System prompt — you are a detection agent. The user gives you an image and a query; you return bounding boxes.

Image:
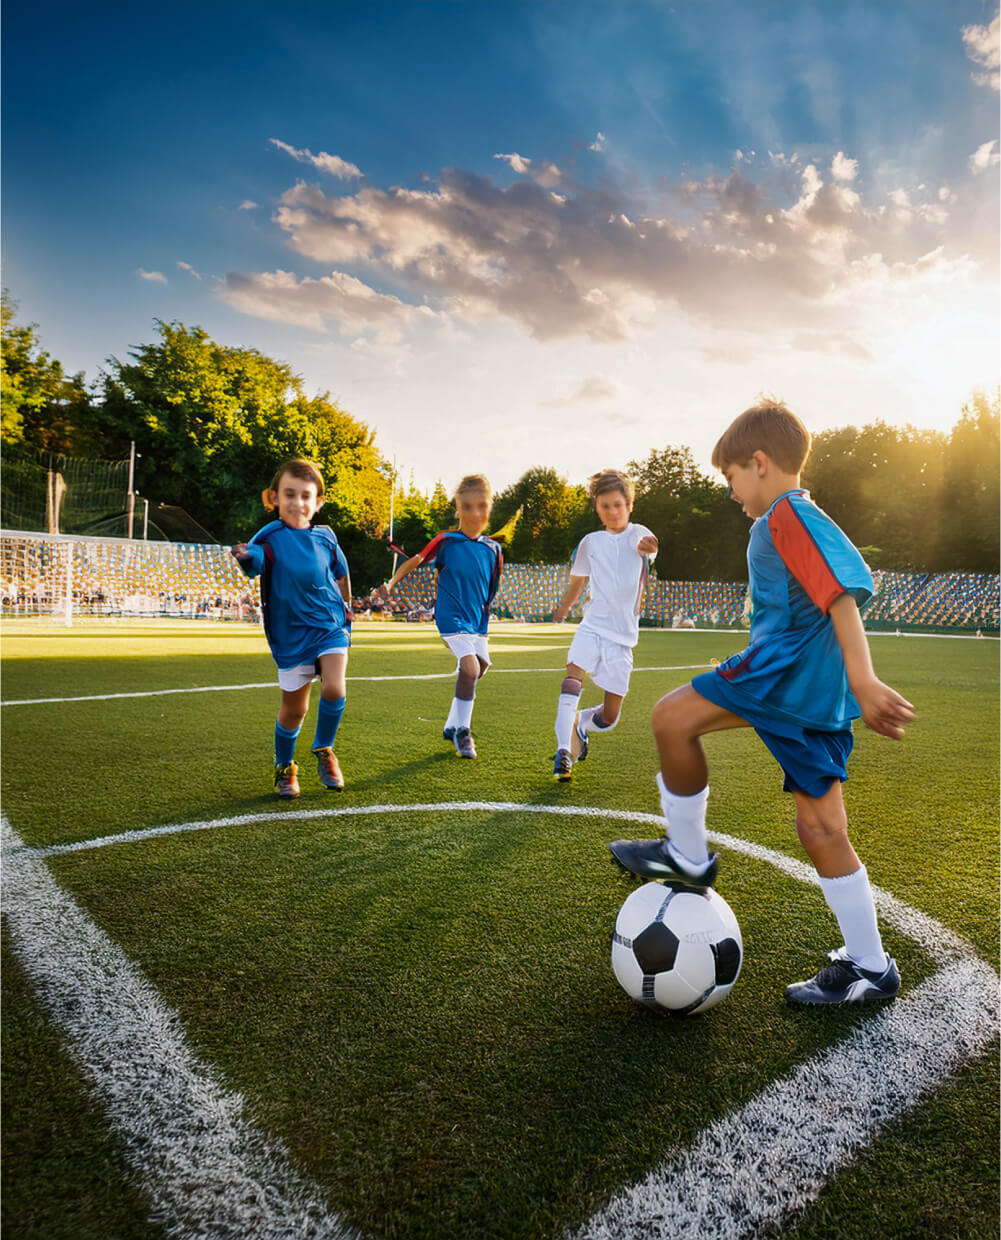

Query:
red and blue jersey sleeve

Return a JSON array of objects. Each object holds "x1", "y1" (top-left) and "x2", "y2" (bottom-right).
[
  {"x1": 417, "y1": 532, "x2": 448, "y2": 566},
  {"x1": 767, "y1": 493, "x2": 873, "y2": 614}
]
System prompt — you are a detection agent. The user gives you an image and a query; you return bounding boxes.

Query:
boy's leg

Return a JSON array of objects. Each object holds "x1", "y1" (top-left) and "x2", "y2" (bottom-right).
[
  {"x1": 312, "y1": 652, "x2": 348, "y2": 789},
  {"x1": 609, "y1": 685, "x2": 747, "y2": 883},
  {"x1": 453, "y1": 653, "x2": 479, "y2": 730},
  {"x1": 274, "y1": 683, "x2": 310, "y2": 798},
  {"x1": 554, "y1": 662, "x2": 585, "y2": 751}
]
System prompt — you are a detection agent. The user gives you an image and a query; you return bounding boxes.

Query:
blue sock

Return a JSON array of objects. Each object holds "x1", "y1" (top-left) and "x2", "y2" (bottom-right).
[
  {"x1": 312, "y1": 695, "x2": 345, "y2": 750},
  {"x1": 274, "y1": 720, "x2": 301, "y2": 766}
]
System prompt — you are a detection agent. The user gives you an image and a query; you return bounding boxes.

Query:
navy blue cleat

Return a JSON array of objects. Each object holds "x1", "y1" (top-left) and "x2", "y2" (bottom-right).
[
  {"x1": 785, "y1": 948, "x2": 901, "y2": 1005},
  {"x1": 553, "y1": 748, "x2": 573, "y2": 781},
  {"x1": 608, "y1": 837, "x2": 718, "y2": 887},
  {"x1": 454, "y1": 728, "x2": 477, "y2": 759},
  {"x1": 443, "y1": 726, "x2": 456, "y2": 744}
]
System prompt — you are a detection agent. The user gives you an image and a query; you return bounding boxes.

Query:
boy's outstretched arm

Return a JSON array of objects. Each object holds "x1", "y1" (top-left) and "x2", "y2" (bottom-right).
[
  {"x1": 830, "y1": 593, "x2": 915, "y2": 739},
  {"x1": 231, "y1": 542, "x2": 264, "y2": 576},
  {"x1": 553, "y1": 575, "x2": 587, "y2": 623},
  {"x1": 384, "y1": 553, "x2": 423, "y2": 593}
]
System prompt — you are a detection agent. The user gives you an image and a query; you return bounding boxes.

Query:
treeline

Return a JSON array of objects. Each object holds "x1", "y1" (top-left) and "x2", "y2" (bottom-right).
[{"x1": 2, "y1": 291, "x2": 998, "y2": 585}]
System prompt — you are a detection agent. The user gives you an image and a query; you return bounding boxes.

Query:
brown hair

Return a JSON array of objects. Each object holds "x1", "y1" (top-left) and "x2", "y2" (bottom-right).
[
  {"x1": 263, "y1": 458, "x2": 325, "y2": 513},
  {"x1": 453, "y1": 474, "x2": 492, "y2": 503},
  {"x1": 711, "y1": 399, "x2": 811, "y2": 474},
  {"x1": 588, "y1": 469, "x2": 635, "y2": 506}
]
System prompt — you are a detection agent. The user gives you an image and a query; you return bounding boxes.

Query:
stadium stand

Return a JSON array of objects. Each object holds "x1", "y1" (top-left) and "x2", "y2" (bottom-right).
[{"x1": 1, "y1": 532, "x2": 997, "y2": 632}]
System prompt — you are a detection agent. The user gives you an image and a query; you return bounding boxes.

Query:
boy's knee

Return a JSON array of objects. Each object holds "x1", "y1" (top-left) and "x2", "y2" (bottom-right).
[
  {"x1": 561, "y1": 676, "x2": 583, "y2": 696},
  {"x1": 651, "y1": 693, "x2": 685, "y2": 740},
  {"x1": 795, "y1": 808, "x2": 847, "y2": 849}
]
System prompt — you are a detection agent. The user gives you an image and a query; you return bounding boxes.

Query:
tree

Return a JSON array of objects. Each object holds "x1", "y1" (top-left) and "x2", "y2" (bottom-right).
[
  {"x1": 628, "y1": 446, "x2": 747, "y2": 580},
  {"x1": 935, "y1": 388, "x2": 1000, "y2": 572},
  {"x1": 1, "y1": 290, "x2": 92, "y2": 453},
  {"x1": 490, "y1": 468, "x2": 593, "y2": 562},
  {"x1": 94, "y1": 321, "x2": 391, "y2": 547}
]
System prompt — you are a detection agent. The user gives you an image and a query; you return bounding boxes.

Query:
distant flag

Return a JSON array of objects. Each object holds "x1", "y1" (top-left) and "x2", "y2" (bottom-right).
[{"x1": 489, "y1": 506, "x2": 523, "y2": 544}]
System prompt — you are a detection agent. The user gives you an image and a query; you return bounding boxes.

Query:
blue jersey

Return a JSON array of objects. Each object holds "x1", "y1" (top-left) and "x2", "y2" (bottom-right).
[
  {"x1": 698, "y1": 490, "x2": 873, "y2": 733},
  {"x1": 237, "y1": 521, "x2": 350, "y2": 669},
  {"x1": 417, "y1": 530, "x2": 503, "y2": 636}
]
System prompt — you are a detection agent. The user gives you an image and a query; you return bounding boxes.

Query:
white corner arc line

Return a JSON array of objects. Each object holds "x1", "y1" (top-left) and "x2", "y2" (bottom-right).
[
  {"x1": 2, "y1": 816, "x2": 355, "y2": 1240},
  {"x1": 4, "y1": 803, "x2": 997, "y2": 1240},
  {"x1": 0, "y1": 666, "x2": 708, "y2": 707}
]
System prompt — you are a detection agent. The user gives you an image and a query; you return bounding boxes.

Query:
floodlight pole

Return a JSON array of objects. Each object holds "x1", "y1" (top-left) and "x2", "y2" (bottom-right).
[
  {"x1": 126, "y1": 441, "x2": 136, "y2": 540},
  {"x1": 142, "y1": 496, "x2": 149, "y2": 540},
  {"x1": 388, "y1": 456, "x2": 398, "y2": 577}
]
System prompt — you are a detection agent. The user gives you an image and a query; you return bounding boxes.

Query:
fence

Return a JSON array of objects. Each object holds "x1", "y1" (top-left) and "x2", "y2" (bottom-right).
[{"x1": 1, "y1": 531, "x2": 997, "y2": 632}]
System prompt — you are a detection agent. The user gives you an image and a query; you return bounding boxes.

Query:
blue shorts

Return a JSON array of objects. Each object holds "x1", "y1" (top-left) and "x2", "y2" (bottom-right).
[{"x1": 692, "y1": 670, "x2": 853, "y2": 799}]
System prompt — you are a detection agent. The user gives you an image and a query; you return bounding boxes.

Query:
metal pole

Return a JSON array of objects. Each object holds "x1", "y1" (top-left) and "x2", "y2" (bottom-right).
[
  {"x1": 388, "y1": 456, "x2": 398, "y2": 578},
  {"x1": 64, "y1": 541, "x2": 73, "y2": 628},
  {"x1": 126, "y1": 441, "x2": 136, "y2": 539},
  {"x1": 142, "y1": 497, "x2": 149, "y2": 540}
]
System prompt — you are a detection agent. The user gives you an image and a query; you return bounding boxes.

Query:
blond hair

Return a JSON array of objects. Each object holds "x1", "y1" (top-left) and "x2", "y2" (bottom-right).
[
  {"x1": 588, "y1": 469, "x2": 634, "y2": 507},
  {"x1": 711, "y1": 400, "x2": 811, "y2": 475},
  {"x1": 453, "y1": 474, "x2": 492, "y2": 503}
]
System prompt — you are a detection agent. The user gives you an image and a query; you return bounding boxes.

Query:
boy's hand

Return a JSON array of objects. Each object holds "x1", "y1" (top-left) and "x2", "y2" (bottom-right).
[
  {"x1": 553, "y1": 607, "x2": 568, "y2": 624},
  {"x1": 854, "y1": 676, "x2": 915, "y2": 739},
  {"x1": 637, "y1": 535, "x2": 658, "y2": 555},
  {"x1": 231, "y1": 543, "x2": 250, "y2": 561}
]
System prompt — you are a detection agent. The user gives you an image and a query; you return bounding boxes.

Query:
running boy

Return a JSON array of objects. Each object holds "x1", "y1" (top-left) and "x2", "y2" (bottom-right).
[
  {"x1": 232, "y1": 458, "x2": 352, "y2": 798},
  {"x1": 609, "y1": 401, "x2": 915, "y2": 1004},
  {"x1": 551, "y1": 470, "x2": 658, "y2": 780},
  {"x1": 384, "y1": 474, "x2": 502, "y2": 758}
]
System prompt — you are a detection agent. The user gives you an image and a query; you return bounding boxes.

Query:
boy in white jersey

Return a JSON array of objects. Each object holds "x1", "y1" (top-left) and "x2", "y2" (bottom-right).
[{"x1": 551, "y1": 470, "x2": 658, "y2": 780}]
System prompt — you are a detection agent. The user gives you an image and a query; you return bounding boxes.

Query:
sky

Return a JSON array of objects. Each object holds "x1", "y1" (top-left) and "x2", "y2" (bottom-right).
[{"x1": 3, "y1": 0, "x2": 999, "y2": 494}]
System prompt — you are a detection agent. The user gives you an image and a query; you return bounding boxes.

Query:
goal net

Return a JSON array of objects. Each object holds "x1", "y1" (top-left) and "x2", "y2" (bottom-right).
[{"x1": 0, "y1": 531, "x2": 260, "y2": 624}]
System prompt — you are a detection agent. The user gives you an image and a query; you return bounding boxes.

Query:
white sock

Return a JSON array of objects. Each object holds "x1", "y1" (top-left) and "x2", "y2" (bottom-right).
[
  {"x1": 657, "y1": 772, "x2": 710, "y2": 867},
  {"x1": 454, "y1": 696, "x2": 474, "y2": 730},
  {"x1": 582, "y1": 706, "x2": 618, "y2": 734},
  {"x1": 444, "y1": 698, "x2": 461, "y2": 731},
  {"x1": 554, "y1": 692, "x2": 579, "y2": 751},
  {"x1": 818, "y1": 867, "x2": 887, "y2": 973}
]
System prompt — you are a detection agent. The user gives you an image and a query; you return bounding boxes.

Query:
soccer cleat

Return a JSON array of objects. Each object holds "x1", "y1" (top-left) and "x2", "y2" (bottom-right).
[
  {"x1": 453, "y1": 727, "x2": 477, "y2": 758},
  {"x1": 572, "y1": 714, "x2": 590, "y2": 762},
  {"x1": 273, "y1": 761, "x2": 300, "y2": 799},
  {"x1": 608, "y1": 837, "x2": 718, "y2": 887},
  {"x1": 553, "y1": 748, "x2": 573, "y2": 781},
  {"x1": 784, "y1": 948, "x2": 901, "y2": 1005},
  {"x1": 313, "y1": 746, "x2": 344, "y2": 791},
  {"x1": 443, "y1": 726, "x2": 456, "y2": 743}
]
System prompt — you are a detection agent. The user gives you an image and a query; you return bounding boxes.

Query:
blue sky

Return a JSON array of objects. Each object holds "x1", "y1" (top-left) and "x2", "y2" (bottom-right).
[{"x1": 4, "y1": 1, "x2": 999, "y2": 491}]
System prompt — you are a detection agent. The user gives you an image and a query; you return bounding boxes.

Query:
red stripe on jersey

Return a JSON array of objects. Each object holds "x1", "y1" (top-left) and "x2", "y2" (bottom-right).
[
  {"x1": 768, "y1": 497, "x2": 843, "y2": 614},
  {"x1": 417, "y1": 531, "x2": 448, "y2": 564}
]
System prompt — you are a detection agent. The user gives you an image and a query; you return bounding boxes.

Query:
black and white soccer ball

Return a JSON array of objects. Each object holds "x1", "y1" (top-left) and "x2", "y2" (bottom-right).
[{"x1": 611, "y1": 881, "x2": 742, "y2": 1016}]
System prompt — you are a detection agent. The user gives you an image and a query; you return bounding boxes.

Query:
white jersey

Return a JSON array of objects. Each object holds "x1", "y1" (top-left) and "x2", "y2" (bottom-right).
[{"x1": 570, "y1": 522, "x2": 656, "y2": 648}]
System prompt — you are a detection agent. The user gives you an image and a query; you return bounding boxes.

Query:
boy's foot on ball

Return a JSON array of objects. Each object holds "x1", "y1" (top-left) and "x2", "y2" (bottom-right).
[
  {"x1": 553, "y1": 748, "x2": 573, "y2": 781},
  {"x1": 273, "y1": 762, "x2": 300, "y2": 799},
  {"x1": 608, "y1": 837, "x2": 718, "y2": 887},
  {"x1": 785, "y1": 948, "x2": 901, "y2": 1005},
  {"x1": 454, "y1": 727, "x2": 477, "y2": 758},
  {"x1": 313, "y1": 746, "x2": 344, "y2": 791}
]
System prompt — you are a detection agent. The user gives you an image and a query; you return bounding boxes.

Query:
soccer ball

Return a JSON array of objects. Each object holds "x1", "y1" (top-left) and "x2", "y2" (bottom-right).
[{"x1": 611, "y1": 881, "x2": 742, "y2": 1016}]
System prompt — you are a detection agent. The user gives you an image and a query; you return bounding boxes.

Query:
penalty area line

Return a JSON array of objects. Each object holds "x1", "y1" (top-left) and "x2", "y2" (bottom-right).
[{"x1": 0, "y1": 665, "x2": 709, "y2": 707}]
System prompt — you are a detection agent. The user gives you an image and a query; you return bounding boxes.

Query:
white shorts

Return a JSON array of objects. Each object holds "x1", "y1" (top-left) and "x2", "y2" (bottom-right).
[
  {"x1": 277, "y1": 646, "x2": 348, "y2": 692},
  {"x1": 566, "y1": 627, "x2": 633, "y2": 697},
  {"x1": 441, "y1": 632, "x2": 491, "y2": 668}
]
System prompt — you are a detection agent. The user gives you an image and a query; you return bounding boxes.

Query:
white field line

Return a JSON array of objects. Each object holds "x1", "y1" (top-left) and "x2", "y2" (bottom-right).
[
  {"x1": 0, "y1": 665, "x2": 709, "y2": 707},
  {"x1": 5, "y1": 802, "x2": 997, "y2": 1240},
  {"x1": 1, "y1": 817, "x2": 355, "y2": 1240}
]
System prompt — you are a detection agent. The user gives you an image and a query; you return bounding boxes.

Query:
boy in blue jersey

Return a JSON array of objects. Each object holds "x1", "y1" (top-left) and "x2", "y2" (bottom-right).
[
  {"x1": 610, "y1": 402, "x2": 915, "y2": 1004},
  {"x1": 232, "y1": 459, "x2": 352, "y2": 797},
  {"x1": 384, "y1": 474, "x2": 503, "y2": 758}
]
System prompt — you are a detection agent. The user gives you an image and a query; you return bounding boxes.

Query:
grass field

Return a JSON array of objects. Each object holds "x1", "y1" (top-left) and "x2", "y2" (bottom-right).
[{"x1": 2, "y1": 619, "x2": 998, "y2": 1240}]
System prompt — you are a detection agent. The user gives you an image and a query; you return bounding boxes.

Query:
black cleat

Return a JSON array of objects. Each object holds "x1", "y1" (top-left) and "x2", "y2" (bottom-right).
[
  {"x1": 608, "y1": 837, "x2": 718, "y2": 887},
  {"x1": 785, "y1": 949, "x2": 901, "y2": 1005},
  {"x1": 553, "y1": 748, "x2": 573, "y2": 781}
]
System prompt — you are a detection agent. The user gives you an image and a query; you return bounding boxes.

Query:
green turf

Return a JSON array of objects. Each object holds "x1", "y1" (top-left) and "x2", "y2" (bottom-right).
[{"x1": 2, "y1": 621, "x2": 998, "y2": 1238}]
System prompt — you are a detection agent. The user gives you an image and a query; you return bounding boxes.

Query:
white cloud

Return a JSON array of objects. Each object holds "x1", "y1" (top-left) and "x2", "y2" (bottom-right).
[
  {"x1": 493, "y1": 152, "x2": 561, "y2": 187},
  {"x1": 269, "y1": 138, "x2": 362, "y2": 180},
  {"x1": 176, "y1": 261, "x2": 201, "y2": 280},
  {"x1": 494, "y1": 152, "x2": 532, "y2": 175},
  {"x1": 962, "y1": 13, "x2": 1000, "y2": 91},
  {"x1": 540, "y1": 375, "x2": 617, "y2": 406},
  {"x1": 238, "y1": 200, "x2": 259, "y2": 211},
  {"x1": 969, "y1": 139, "x2": 1000, "y2": 173},
  {"x1": 136, "y1": 268, "x2": 167, "y2": 284},
  {"x1": 216, "y1": 268, "x2": 436, "y2": 342},
  {"x1": 588, "y1": 132, "x2": 606, "y2": 152},
  {"x1": 831, "y1": 152, "x2": 858, "y2": 182}
]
